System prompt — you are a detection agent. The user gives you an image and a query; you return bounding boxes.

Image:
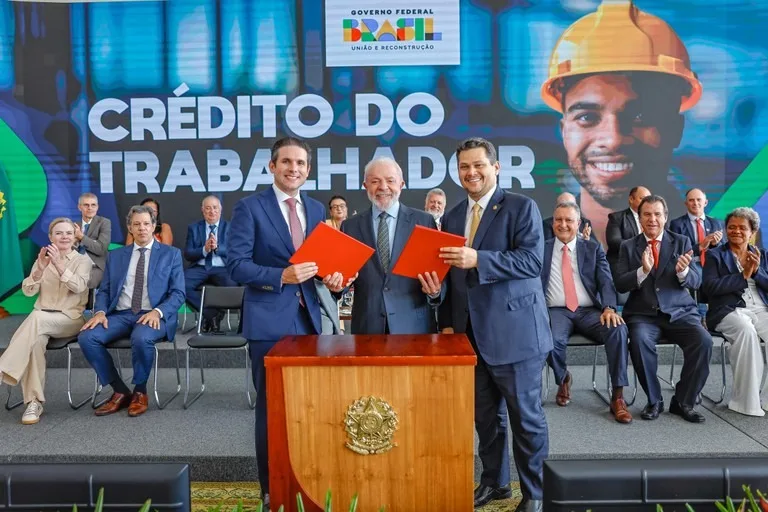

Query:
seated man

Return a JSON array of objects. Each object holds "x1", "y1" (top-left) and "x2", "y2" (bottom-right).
[
  {"x1": 74, "y1": 192, "x2": 112, "y2": 289},
  {"x1": 542, "y1": 201, "x2": 631, "y2": 423},
  {"x1": 542, "y1": 192, "x2": 592, "y2": 240},
  {"x1": 668, "y1": 188, "x2": 724, "y2": 269},
  {"x1": 615, "y1": 195, "x2": 712, "y2": 423},
  {"x1": 184, "y1": 195, "x2": 237, "y2": 332},
  {"x1": 78, "y1": 205, "x2": 185, "y2": 417},
  {"x1": 606, "y1": 186, "x2": 651, "y2": 277}
]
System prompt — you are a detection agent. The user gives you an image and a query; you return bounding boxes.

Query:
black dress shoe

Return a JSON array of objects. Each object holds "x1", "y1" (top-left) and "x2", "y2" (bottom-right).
[
  {"x1": 514, "y1": 498, "x2": 543, "y2": 512},
  {"x1": 474, "y1": 484, "x2": 512, "y2": 508},
  {"x1": 670, "y1": 397, "x2": 706, "y2": 423},
  {"x1": 200, "y1": 317, "x2": 212, "y2": 333},
  {"x1": 640, "y1": 401, "x2": 664, "y2": 420}
]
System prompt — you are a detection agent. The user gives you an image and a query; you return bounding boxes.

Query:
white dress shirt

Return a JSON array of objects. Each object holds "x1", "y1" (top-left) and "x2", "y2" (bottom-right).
[
  {"x1": 546, "y1": 237, "x2": 594, "y2": 308},
  {"x1": 117, "y1": 239, "x2": 156, "y2": 313},
  {"x1": 199, "y1": 221, "x2": 225, "y2": 267},
  {"x1": 273, "y1": 184, "x2": 306, "y2": 235},
  {"x1": 637, "y1": 231, "x2": 689, "y2": 285},
  {"x1": 631, "y1": 209, "x2": 641, "y2": 234},
  {"x1": 464, "y1": 188, "x2": 496, "y2": 244}
]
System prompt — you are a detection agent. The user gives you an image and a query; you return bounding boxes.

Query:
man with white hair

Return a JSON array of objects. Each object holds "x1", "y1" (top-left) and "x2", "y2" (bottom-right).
[
  {"x1": 341, "y1": 157, "x2": 442, "y2": 334},
  {"x1": 542, "y1": 192, "x2": 592, "y2": 241},
  {"x1": 425, "y1": 188, "x2": 447, "y2": 230}
]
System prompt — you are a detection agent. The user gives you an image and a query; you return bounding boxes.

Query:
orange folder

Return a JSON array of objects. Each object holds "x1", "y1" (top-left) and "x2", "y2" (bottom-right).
[
  {"x1": 392, "y1": 225, "x2": 466, "y2": 281},
  {"x1": 289, "y1": 222, "x2": 375, "y2": 281}
]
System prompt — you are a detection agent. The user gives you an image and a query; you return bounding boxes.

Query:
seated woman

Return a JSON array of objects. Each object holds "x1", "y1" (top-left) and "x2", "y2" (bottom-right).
[
  {"x1": 702, "y1": 207, "x2": 768, "y2": 416},
  {"x1": 325, "y1": 195, "x2": 348, "y2": 230},
  {"x1": 125, "y1": 197, "x2": 173, "y2": 245},
  {"x1": 0, "y1": 218, "x2": 92, "y2": 424}
]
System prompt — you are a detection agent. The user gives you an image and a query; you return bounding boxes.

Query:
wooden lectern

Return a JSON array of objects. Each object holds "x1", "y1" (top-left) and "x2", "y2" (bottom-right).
[{"x1": 265, "y1": 334, "x2": 476, "y2": 511}]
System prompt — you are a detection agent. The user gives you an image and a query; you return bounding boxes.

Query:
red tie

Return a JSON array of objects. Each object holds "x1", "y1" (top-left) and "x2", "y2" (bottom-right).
[
  {"x1": 285, "y1": 198, "x2": 306, "y2": 306},
  {"x1": 561, "y1": 245, "x2": 579, "y2": 312},
  {"x1": 650, "y1": 240, "x2": 660, "y2": 270},
  {"x1": 697, "y1": 218, "x2": 707, "y2": 266}
]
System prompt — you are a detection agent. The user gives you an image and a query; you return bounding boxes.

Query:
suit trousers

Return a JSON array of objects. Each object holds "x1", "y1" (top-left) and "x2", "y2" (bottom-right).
[
  {"x1": 0, "y1": 311, "x2": 84, "y2": 404},
  {"x1": 184, "y1": 265, "x2": 237, "y2": 321},
  {"x1": 249, "y1": 306, "x2": 315, "y2": 495},
  {"x1": 716, "y1": 305, "x2": 768, "y2": 416},
  {"x1": 78, "y1": 310, "x2": 167, "y2": 387},
  {"x1": 468, "y1": 324, "x2": 549, "y2": 500},
  {"x1": 628, "y1": 313, "x2": 712, "y2": 407},
  {"x1": 548, "y1": 307, "x2": 629, "y2": 387}
]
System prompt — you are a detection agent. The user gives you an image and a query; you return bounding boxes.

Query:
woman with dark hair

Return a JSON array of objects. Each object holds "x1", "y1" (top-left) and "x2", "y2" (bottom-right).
[
  {"x1": 125, "y1": 197, "x2": 174, "y2": 245},
  {"x1": 325, "y1": 195, "x2": 348, "y2": 230},
  {"x1": 702, "y1": 207, "x2": 768, "y2": 416}
]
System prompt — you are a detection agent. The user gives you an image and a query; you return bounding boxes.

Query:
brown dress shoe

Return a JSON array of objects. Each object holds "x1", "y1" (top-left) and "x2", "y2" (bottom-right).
[
  {"x1": 128, "y1": 392, "x2": 149, "y2": 417},
  {"x1": 556, "y1": 372, "x2": 572, "y2": 406},
  {"x1": 610, "y1": 397, "x2": 633, "y2": 424},
  {"x1": 94, "y1": 392, "x2": 131, "y2": 416}
]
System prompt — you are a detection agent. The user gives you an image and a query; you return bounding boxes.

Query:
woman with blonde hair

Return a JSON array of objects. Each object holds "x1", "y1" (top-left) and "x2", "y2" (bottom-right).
[{"x1": 0, "y1": 217, "x2": 92, "y2": 424}]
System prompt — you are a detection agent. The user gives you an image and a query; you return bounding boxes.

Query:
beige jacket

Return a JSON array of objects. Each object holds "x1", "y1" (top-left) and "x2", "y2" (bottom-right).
[{"x1": 22, "y1": 251, "x2": 93, "y2": 320}]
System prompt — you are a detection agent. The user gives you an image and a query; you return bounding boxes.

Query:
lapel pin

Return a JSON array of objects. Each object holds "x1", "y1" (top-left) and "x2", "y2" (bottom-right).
[{"x1": 492, "y1": 205, "x2": 498, "y2": 211}]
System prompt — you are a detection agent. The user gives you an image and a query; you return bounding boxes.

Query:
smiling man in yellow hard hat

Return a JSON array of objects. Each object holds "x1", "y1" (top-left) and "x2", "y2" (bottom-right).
[{"x1": 542, "y1": 0, "x2": 703, "y2": 245}]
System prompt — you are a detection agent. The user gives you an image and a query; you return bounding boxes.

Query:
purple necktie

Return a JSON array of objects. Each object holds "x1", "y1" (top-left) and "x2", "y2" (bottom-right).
[
  {"x1": 285, "y1": 197, "x2": 306, "y2": 307},
  {"x1": 285, "y1": 198, "x2": 304, "y2": 250}
]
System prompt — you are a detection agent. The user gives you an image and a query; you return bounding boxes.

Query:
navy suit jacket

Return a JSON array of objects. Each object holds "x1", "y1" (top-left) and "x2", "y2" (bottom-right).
[
  {"x1": 542, "y1": 237, "x2": 617, "y2": 311},
  {"x1": 95, "y1": 242, "x2": 185, "y2": 340},
  {"x1": 340, "y1": 204, "x2": 438, "y2": 334},
  {"x1": 702, "y1": 244, "x2": 768, "y2": 329},
  {"x1": 606, "y1": 208, "x2": 640, "y2": 274},
  {"x1": 615, "y1": 231, "x2": 700, "y2": 323},
  {"x1": 226, "y1": 187, "x2": 325, "y2": 341},
  {"x1": 438, "y1": 187, "x2": 553, "y2": 366},
  {"x1": 542, "y1": 216, "x2": 592, "y2": 240},
  {"x1": 668, "y1": 214, "x2": 724, "y2": 259},
  {"x1": 184, "y1": 219, "x2": 231, "y2": 265}
]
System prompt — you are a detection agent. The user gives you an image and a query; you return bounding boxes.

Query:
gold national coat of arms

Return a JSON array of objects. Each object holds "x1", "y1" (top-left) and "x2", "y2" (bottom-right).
[{"x1": 344, "y1": 396, "x2": 399, "y2": 455}]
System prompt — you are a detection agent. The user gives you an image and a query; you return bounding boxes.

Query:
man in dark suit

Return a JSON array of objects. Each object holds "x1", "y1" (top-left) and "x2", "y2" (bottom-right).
[
  {"x1": 668, "y1": 188, "x2": 724, "y2": 268},
  {"x1": 226, "y1": 137, "x2": 351, "y2": 508},
  {"x1": 542, "y1": 201, "x2": 631, "y2": 423},
  {"x1": 183, "y1": 195, "x2": 237, "y2": 332},
  {"x1": 615, "y1": 195, "x2": 712, "y2": 423},
  {"x1": 439, "y1": 138, "x2": 552, "y2": 512},
  {"x1": 424, "y1": 187, "x2": 446, "y2": 230},
  {"x1": 542, "y1": 192, "x2": 592, "y2": 241},
  {"x1": 78, "y1": 205, "x2": 185, "y2": 417},
  {"x1": 606, "y1": 186, "x2": 651, "y2": 276},
  {"x1": 74, "y1": 192, "x2": 112, "y2": 289},
  {"x1": 341, "y1": 157, "x2": 441, "y2": 335}
]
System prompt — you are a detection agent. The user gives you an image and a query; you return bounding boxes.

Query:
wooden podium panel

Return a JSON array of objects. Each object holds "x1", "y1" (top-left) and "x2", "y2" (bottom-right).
[{"x1": 265, "y1": 334, "x2": 476, "y2": 512}]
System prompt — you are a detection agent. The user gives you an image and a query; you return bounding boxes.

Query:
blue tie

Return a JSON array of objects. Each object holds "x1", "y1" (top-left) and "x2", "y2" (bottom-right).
[
  {"x1": 205, "y1": 225, "x2": 216, "y2": 270},
  {"x1": 78, "y1": 223, "x2": 89, "y2": 254}
]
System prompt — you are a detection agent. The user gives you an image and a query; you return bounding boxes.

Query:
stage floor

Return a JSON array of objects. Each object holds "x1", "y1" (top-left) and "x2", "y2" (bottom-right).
[{"x1": 0, "y1": 361, "x2": 765, "y2": 483}]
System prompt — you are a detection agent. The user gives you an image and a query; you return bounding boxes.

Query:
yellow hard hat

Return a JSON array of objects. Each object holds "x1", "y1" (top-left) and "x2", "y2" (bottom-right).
[{"x1": 541, "y1": 0, "x2": 702, "y2": 113}]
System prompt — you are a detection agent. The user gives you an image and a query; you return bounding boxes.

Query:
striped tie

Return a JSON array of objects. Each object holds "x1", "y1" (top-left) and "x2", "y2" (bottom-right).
[
  {"x1": 377, "y1": 211, "x2": 390, "y2": 272},
  {"x1": 131, "y1": 248, "x2": 147, "y2": 314}
]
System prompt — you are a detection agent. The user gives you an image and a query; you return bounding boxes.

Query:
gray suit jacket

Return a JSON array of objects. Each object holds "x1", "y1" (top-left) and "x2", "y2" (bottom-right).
[
  {"x1": 77, "y1": 215, "x2": 112, "y2": 289},
  {"x1": 315, "y1": 281, "x2": 341, "y2": 334}
]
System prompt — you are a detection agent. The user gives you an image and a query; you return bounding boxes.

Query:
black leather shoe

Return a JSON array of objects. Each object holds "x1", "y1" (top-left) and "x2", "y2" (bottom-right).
[
  {"x1": 670, "y1": 397, "x2": 706, "y2": 423},
  {"x1": 200, "y1": 317, "x2": 212, "y2": 333},
  {"x1": 474, "y1": 484, "x2": 512, "y2": 508},
  {"x1": 640, "y1": 401, "x2": 664, "y2": 420},
  {"x1": 514, "y1": 498, "x2": 543, "y2": 512}
]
